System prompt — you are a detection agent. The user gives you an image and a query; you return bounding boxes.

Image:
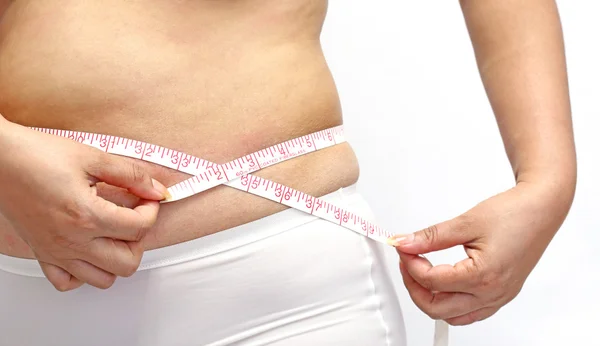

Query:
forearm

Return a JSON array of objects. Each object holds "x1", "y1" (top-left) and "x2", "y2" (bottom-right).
[{"x1": 459, "y1": 0, "x2": 576, "y2": 200}]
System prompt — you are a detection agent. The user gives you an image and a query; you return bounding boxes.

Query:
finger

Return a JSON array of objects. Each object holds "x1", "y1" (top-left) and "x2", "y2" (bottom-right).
[
  {"x1": 84, "y1": 237, "x2": 144, "y2": 278},
  {"x1": 400, "y1": 261, "x2": 480, "y2": 320},
  {"x1": 444, "y1": 306, "x2": 499, "y2": 326},
  {"x1": 39, "y1": 262, "x2": 85, "y2": 292},
  {"x1": 65, "y1": 259, "x2": 117, "y2": 290},
  {"x1": 399, "y1": 252, "x2": 478, "y2": 293},
  {"x1": 96, "y1": 182, "x2": 141, "y2": 209},
  {"x1": 92, "y1": 197, "x2": 160, "y2": 241},
  {"x1": 87, "y1": 153, "x2": 169, "y2": 201},
  {"x1": 389, "y1": 216, "x2": 474, "y2": 255}
]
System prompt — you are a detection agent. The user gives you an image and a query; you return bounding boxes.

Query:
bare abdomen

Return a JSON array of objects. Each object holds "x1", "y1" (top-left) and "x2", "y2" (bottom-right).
[{"x1": 0, "y1": 0, "x2": 360, "y2": 258}]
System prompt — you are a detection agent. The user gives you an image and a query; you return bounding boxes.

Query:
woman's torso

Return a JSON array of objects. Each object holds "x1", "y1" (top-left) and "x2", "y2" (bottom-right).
[{"x1": 0, "y1": 0, "x2": 359, "y2": 258}]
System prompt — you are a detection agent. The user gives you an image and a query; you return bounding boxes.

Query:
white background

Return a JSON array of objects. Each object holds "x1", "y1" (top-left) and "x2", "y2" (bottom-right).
[{"x1": 322, "y1": 1, "x2": 599, "y2": 345}]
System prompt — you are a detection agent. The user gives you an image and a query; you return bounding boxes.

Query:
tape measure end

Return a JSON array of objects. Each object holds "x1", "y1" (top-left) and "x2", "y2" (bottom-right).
[
  {"x1": 385, "y1": 237, "x2": 400, "y2": 247},
  {"x1": 160, "y1": 197, "x2": 175, "y2": 204}
]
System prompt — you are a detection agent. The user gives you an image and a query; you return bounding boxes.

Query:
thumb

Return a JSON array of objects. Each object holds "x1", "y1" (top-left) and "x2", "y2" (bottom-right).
[
  {"x1": 388, "y1": 216, "x2": 473, "y2": 255},
  {"x1": 87, "y1": 152, "x2": 170, "y2": 201}
]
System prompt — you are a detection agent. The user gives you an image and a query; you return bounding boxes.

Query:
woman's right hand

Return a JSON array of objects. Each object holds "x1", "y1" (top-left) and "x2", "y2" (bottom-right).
[{"x1": 0, "y1": 117, "x2": 169, "y2": 291}]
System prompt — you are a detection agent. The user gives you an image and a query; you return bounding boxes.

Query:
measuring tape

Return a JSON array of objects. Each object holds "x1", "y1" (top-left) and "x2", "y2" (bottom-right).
[
  {"x1": 31, "y1": 125, "x2": 449, "y2": 346},
  {"x1": 31, "y1": 125, "x2": 396, "y2": 244}
]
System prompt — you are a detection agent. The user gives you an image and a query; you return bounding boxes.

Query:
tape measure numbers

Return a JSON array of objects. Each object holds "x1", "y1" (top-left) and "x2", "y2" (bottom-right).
[
  {"x1": 33, "y1": 125, "x2": 449, "y2": 346},
  {"x1": 32, "y1": 126, "x2": 393, "y2": 244}
]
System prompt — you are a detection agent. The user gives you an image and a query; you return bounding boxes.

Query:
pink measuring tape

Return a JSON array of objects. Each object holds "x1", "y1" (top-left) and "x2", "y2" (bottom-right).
[
  {"x1": 31, "y1": 125, "x2": 394, "y2": 244},
  {"x1": 32, "y1": 125, "x2": 449, "y2": 346}
]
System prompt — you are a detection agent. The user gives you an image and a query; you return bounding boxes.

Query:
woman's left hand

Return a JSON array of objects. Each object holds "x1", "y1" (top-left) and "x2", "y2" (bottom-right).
[{"x1": 388, "y1": 181, "x2": 574, "y2": 326}]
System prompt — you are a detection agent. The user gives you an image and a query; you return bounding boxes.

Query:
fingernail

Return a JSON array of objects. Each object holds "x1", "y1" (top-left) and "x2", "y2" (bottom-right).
[
  {"x1": 152, "y1": 178, "x2": 171, "y2": 200},
  {"x1": 387, "y1": 234, "x2": 414, "y2": 247}
]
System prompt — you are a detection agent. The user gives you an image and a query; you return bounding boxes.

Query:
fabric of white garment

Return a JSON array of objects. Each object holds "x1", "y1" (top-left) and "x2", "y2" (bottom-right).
[{"x1": 0, "y1": 185, "x2": 408, "y2": 346}]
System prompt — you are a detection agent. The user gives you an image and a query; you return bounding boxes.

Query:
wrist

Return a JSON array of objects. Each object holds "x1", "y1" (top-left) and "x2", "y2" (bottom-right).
[
  {"x1": 515, "y1": 151, "x2": 577, "y2": 201},
  {"x1": 515, "y1": 172, "x2": 576, "y2": 229},
  {"x1": 518, "y1": 164, "x2": 576, "y2": 197}
]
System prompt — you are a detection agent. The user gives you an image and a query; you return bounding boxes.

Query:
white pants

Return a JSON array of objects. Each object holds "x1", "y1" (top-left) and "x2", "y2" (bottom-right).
[{"x1": 0, "y1": 185, "x2": 407, "y2": 346}]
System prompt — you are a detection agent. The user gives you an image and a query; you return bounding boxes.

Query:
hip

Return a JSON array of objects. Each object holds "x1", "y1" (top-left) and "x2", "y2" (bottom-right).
[{"x1": 0, "y1": 184, "x2": 406, "y2": 346}]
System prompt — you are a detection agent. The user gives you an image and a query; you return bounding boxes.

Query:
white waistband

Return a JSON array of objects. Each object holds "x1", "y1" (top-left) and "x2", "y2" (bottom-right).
[{"x1": 0, "y1": 184, "x2": 364, "y2": 277}]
